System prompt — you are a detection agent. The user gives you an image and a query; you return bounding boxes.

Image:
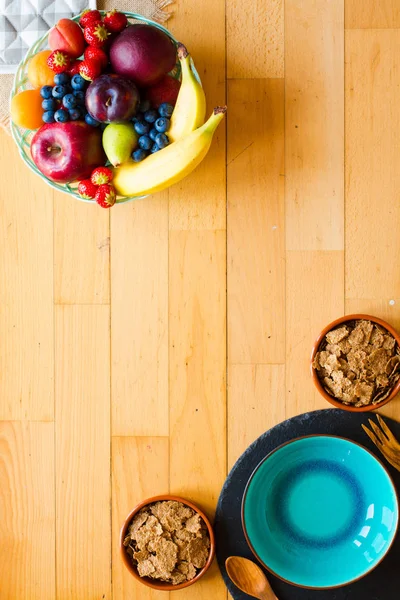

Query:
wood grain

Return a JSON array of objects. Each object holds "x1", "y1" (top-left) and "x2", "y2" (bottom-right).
[
  {"x1": 55, "y1": 306, "x2": 111, "y2": 599},
  {"x1": 228, "y1": 364, "x2": 285, "y2": 469},
  {"x1": 227, "y1": 0, "x2": 284, "y2": 79},
  {"x1": 0, "y1": 132, "x2": 54, "y2": 421},
  {"x1": 112, "y1": 437, "x2": 169, "y2": 600},
  {"x1": 346, "y1": 30, "x2": 400, "y2": 300},
  {"x1": 168, "y1": 0, "x2": 226, "y2": 231},
  {"x1": 0, "y1": 422, "x2": 55, "y2": 599},
  {"x1": 285, "y1": 0, "x2": 344, "y2": 251},
  {"x1": 346, "y1": 1, "x2": 400, "y2": 29},
  {"x1": 285, "y1": 251, "x2": 344, "y2": 418},
  {"x1": 111, "y1": 198, "x2": 169, "y2": 436},
  {"x1": 169, "y1": 232, "x2": 226, "y2": 600},
  {"x1": 228, "y1": 79, "x2": 285, "y2": 364},
  {"x1": 54, "y1": 197, "x2": 110, "y2": 304},
  {"x1": 169, "y1": 230, "x2": 226, "y2": 502}
]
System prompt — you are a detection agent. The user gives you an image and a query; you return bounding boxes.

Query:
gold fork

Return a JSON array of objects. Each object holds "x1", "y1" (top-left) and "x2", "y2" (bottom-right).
[{"x1": 362, "y1": 415, "x2": 400, "y2": 472}]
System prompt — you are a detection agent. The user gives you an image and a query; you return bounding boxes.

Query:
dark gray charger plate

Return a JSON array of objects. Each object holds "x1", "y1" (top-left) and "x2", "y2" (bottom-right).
[{"x1": 214, "y1": 409, "x2": 400, "y2": 600}]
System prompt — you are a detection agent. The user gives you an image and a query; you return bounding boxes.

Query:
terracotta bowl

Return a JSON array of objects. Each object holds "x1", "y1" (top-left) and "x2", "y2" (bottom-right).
[
  {"x1": 120, "y1": 494, "x2": 216, "y2": 591},
  {"x1": 311, "y1": 314, "x2": 400, "y2": 412}
]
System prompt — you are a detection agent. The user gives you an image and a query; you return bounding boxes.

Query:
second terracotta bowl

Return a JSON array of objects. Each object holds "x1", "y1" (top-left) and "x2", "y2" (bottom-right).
[
  {"x1": 311, "y1": 314, "x2": 400, "y2": 412},
  {"x1": 120, "y1": 494, "x2": 215, "y2": 591}
]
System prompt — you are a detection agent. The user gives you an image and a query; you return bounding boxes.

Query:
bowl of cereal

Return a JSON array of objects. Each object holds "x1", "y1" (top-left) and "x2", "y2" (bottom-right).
[
  {"x1": 120, "y1": 495, "x2": 215, "y2": 590},
  {"x1": 311, "y1": 314, "x2": 400, "y2": 411}
]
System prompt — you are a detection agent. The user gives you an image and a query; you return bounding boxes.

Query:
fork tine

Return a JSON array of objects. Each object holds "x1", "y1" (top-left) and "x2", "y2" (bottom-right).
[
  {"x1": 376, "y1": 415, "x2": 400, "y2": 449},
  {"x1": 362, "y1": 424, "x2": 384, "y2": 451},
  {"x1": 362, "y1": 425, "x2": 400, "y2": 471},
  {"x1": 368, "y1": 419, "x2": 388, "y2": 445}
]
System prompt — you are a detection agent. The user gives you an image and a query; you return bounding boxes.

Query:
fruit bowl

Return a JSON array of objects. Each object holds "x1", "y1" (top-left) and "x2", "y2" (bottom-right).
[{"x1": 10, "y1": 11, "x2": 202, "y2": 205}]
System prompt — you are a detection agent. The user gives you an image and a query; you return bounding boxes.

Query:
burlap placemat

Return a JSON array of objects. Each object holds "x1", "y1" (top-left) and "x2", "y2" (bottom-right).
[{"x1": 1, "y1": 0, "x2": 173, "y2": 132}]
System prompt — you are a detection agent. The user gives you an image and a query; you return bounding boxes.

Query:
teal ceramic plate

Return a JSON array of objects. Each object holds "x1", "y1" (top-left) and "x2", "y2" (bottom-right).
[{"x1": 242, "y1": 435, "x2": 399, "y2": 589}]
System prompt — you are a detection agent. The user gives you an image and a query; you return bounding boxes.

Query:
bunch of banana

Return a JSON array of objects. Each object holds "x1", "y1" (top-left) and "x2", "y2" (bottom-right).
[{"x1": 113, "y1": 43, "x2": 226, "y2": 198}]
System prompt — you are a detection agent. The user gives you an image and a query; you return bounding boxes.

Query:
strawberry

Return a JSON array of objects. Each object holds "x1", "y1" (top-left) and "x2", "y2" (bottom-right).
[
  {"x1": 47, "y1": 49, "x2": 71, "y2": 73},
  {"x1": 78, "y1": 179, "x2": 98, "y2": 200},
  {"x1": 83, "y1": 22, "x2": 110, "y2": 48},
  {"x1": 79, "y1": 9, "x2": 102, "y2": 28},
  {"x1": 67, "y1": 59, "x2": 83, "y2": 76},
  {"x1": 79, "y1": 59, "x2": 102, "y2": 81},
  {"x1": 84, "y1": 46, "x2": 108, "y2": 70},
  {"x1": 91, "y1": 166, "x2": 113, "y2": 185},
  {"x1": 104, "y1": 9, "x2": 128, "y2": 33},
  {"x1": 95, "y1": 184, "x2": 116, "y2": 208}
]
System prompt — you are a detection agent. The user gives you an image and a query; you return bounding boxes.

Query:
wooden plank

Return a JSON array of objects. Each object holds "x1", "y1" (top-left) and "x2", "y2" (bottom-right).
[
  {"x1": 346, "y1": 30, "x2": 400, "y2": 300},
  {"x1": 111, "y1": 198, "x2": 168, "y2": 436},
  {"x1": 55, "y1": 305, "x2": 111, "y2": 598},
  {"x1": 168, "y1": 0, "x2": 226, "y2": 231},
  {"x1": 0, "y1": 131, "x2": 53, "y2": 421},
  {"x1": 285, "y1": 0, "x2": 344, "y2": 251},
  {"x1": 227, "y1": 0, "x2": 284, "y2": 78},
  {"x1": 228, "y1": 79, "x2": 285, "y2": 364},
  {"x1": 169, "y1": 230, "x2": 226, "y2": 600},
  {"x1": 346, "y1": 1, "x2": 400, "y2": 29},
  {"x1": 0, "y1": 422, "x2": 55, "y2": 599},
  {"x1": 228, "y1": 364, "x2": 285, "y2": 469},
  {"x1": 54, "y1": 197, "x2": 110, "y2": 304},
  {"x1": 112, "y1": 437, "x2": 169, "y2": 600},
  {"x1": 286, "y1": 251, "x2": 344, "y2": 418}
]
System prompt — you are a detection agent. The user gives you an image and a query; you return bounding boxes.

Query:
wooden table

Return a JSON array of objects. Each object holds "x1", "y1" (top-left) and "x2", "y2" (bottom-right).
[{"x1": 1, "y1": 1, "x2": 400, "y2": 598}]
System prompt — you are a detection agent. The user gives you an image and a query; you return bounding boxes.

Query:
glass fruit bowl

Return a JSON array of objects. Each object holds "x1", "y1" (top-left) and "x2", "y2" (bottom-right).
[{"x1": 10, "y1": 11, "x2": 201, "y2": 205}]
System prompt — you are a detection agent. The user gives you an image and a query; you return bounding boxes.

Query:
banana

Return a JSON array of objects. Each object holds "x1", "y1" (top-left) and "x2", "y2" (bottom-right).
[
  {"x1": 168, "y1": 43, "x2": 206, "y2": 143},
  {"x1": 113, "y1": 106, "x2": 226, "y2": 198}
]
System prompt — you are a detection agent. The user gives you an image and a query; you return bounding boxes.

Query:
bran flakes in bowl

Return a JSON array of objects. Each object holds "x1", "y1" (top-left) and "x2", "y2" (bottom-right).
[
  {"x1": 123, "y1": 500, "x2": 211, "y2": 585},
  {"x1": 312, "y1": 319, "x2": 400, "y2": 407}
]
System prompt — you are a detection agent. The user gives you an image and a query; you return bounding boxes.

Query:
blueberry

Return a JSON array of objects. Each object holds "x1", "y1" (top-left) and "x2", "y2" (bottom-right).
[
  {"x1": 85, "y1": 113, "x2": 100, "y2": 127},
  {"x1": 62, "y1": 93, "x2": 77, "y2": 109},
  {"x1": 71, "y1": 74, "x2": 86, "y2": 90},
  {"x1": 54, "y1": 109, "x2": 69, "y2": 123},
  {"x1": 151, "y1": 143, "x2": 159, "y2": 154},
  {"x1": 138, "y1": 135, "x2": 152, "y2": 151},
  {"x1": 134, "y1": 121, "x2": 150, "y2": 135},
  {"x1": 132, "y1": 113, "x2": 144, "y2": 123},
  {"x1": 73, "y1": 90, "x2": 85, "y2": 105},
  {"x1": 42, "y1": 98, "x2": 57, "y2": 111},
  {"x1": 40, "y1": 85, "x2": 53, "y2": 99},
  {"x1": 138, "y1": 100, "x2": 151, "y2": 113},
  {"x1": 54, "y1": 72, "x2": 70, "y2": 85},
  {"x1": 42, "y1": 110, "x2": 55, "y2": 123},
  {"x1": 149, "y1": 128, "x2": 158, "y2": 141},
  {"x1": 155, "y1": 132, "x2": 169, "y2": 149},
  {"x1": 52, "y1": 85, "x2": 68, "y2": 99},
  {"x1": 69, "y1": 108, "x2": 81, "y2": 121},
  {"x1": 143, "y1": 109, "x2": 158, "y2": 123},
  {"x1": 158, "y1": 102, "x2": 174, "y2": 118},
  {"x1": 132, "y1": 149, "x2": 148, "y2": 162},
  {"x1": 155, "y1": 117, "x2": 170, "y2": 133}
]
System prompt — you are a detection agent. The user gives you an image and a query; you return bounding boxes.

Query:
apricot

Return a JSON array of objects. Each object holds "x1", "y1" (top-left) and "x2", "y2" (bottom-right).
[
  {"x1": 11, "y1": 89, "x2": 44, "y2": 130},
  {"x1": 49, "y1": 19, "x2": 85, "y2": 58},
  {"x1": 27, "y1": 50, "x2": 54, "y2": 88}
]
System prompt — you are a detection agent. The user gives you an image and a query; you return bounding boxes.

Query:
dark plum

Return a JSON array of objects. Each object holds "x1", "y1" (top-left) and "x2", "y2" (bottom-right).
[
  {"x1": 85, "y1": 74, "x2": 140, "y2": 123},
  {"x1": 110, "y1": 24, "x2": 176, "y2": 87}
]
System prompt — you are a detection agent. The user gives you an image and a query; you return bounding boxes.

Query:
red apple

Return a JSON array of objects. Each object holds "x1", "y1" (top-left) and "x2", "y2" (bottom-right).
[
  {"x1": 49, "y1": 18, "x2": 85, "y2": 59},
  {"x1": 31, "y1": 121, "x2": 106, "y2": 184},
  {"x1": 144, "y1": 74, "x2": 181, "y2": 108}
]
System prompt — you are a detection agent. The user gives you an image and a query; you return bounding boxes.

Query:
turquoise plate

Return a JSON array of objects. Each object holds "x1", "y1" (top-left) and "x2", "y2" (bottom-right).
[{"x1": 242, "y1": 435, "x2": 399, "y2": 589}]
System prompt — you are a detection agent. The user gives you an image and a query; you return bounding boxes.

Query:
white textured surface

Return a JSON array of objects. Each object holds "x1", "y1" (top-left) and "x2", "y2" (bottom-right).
[{"x1": 0, "y1": 0, "x2": 96, "y2": 72}]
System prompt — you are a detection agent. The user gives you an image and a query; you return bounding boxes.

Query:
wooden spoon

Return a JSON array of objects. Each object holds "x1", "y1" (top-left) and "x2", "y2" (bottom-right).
[{"x1": 225, "y1": 556, "x2": 278, "y2": 600}]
